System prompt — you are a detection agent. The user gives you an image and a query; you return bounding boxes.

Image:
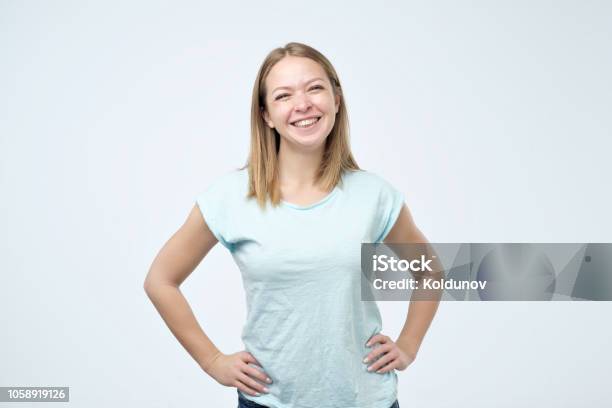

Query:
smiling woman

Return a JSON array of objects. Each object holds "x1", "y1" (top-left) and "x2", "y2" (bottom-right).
[
  {"x1": 262, "y1": 59, "x2": 338, "y2": 150},
  {"x1": 247, "y1": 43, "x2": 356, "y2": 209},
  {"x1": 144, "y1": 42, "x2": 440, "y2": 408}
]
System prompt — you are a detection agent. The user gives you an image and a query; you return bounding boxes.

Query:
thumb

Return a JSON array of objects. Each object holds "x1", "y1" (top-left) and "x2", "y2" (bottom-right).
[{"x1": 241, "y1": 351, "x2": 262, "y2": 366}]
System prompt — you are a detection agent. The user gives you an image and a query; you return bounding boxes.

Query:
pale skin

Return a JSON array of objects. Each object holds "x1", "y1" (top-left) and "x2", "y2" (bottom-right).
[{"x1": 144, "y1": 56, "x2": 441, "y2": 397}]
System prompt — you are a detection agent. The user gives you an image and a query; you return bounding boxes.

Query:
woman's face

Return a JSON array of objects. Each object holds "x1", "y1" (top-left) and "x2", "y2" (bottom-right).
[{"x1": 262, "y1": 56, "x2": 340, "y2": 151}]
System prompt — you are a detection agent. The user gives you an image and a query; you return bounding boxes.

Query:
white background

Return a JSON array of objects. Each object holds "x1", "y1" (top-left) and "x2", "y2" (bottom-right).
[{"x1": 1, "y1": 1, "x2": 611, "y2": 406}]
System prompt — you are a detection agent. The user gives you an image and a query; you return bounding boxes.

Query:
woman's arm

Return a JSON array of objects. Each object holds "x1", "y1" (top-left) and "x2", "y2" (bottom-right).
[
  {"x1": 363, "y1": 204, "x2": 443, "y2": 373},
  {"x1": 143, "y1": 205, "x2": 271, "y2": 396},
  {"x1": 384, "y1": 204, "x2": 442, "y2": 361},
  {"x1": 143, "y1": 205, "x2": 222, "y2": 372}
]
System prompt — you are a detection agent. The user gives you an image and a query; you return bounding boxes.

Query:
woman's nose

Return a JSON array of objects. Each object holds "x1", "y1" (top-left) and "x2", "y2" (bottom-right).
[{"x1": 293, "y1": 93, "x2": 312, "y2": 111}]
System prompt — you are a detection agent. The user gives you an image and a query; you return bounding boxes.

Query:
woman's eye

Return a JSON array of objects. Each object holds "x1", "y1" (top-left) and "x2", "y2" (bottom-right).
[{"x1": 274, "y1": 86, "x2": 322, "y2": 100}]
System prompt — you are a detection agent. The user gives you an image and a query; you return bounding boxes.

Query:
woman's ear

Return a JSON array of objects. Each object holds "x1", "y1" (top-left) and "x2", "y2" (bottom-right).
[
  {"x1": 261, "y1": 108, "x2": 274, "y2": 128},
  {"x1": 335, "y1": 93, "x2": 340, "y2": 114}
]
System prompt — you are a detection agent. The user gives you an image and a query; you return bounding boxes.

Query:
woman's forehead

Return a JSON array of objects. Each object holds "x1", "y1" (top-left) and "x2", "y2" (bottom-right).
[{"x1": 266, "y1": 56, "x2": 328, "y2": 90}]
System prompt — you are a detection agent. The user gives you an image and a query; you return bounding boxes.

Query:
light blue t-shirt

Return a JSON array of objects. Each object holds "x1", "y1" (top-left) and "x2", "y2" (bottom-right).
[{"x1": 196, "y1": 168, "x2": 404, "y2": 408}]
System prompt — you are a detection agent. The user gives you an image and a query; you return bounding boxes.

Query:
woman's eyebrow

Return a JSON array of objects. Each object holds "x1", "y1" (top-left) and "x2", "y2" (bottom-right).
[{"x1": 271, "y1": 77, "x2": 325, "y2": 94}]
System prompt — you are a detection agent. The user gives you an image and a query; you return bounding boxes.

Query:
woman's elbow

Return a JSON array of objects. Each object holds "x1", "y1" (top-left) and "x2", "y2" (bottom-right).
[
  {"x1": 143, "y1": 266, "x2": 181, "y2": 298},
  {"x1": 143, "y1": 268, "x2": 168, "y2": 297},
  {"x1": 143, "y1": 273, "x2": 158, "y2": 298}
]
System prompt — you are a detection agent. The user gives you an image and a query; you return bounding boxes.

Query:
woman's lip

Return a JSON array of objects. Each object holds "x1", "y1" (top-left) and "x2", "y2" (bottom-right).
[
  {"x1": 290, "y1": 116, "x2": 322, "y2": 125},
  {"x1": 290, "y1": 118, "x2": 321, "y2": 129}
]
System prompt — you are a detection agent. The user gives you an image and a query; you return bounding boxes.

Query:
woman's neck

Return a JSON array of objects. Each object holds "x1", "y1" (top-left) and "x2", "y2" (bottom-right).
[{"x1": 277, "y1": 141, "x2": 325, "y2": 189}]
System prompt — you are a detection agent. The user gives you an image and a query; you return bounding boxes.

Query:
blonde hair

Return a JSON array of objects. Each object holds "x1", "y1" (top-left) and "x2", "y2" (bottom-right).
[{"x1": 242, "y1": 42, "x2": 360, "y2": 208}]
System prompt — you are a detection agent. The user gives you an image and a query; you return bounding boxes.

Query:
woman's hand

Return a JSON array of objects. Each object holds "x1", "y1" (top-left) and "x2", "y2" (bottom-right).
[
  {"x1": 363, "y1": 334, "x2": 416, "y2": 374},
  {"x1": 205, "y1": 351, "x2": 272, "y2": 396}
]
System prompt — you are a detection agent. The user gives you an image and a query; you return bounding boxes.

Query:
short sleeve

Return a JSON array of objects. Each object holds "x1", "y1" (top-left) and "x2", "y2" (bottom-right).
[
  {"x1": 195, "y1": 177, "x2": 234, "y2": 251},
  {"x1": 373, "y1": 180, "x2": 405, "y2": 243}
]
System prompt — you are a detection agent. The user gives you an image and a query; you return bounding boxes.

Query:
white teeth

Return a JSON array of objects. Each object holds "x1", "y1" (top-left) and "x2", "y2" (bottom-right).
[{"x1": 293, "y1": 117, "x2": 319, "y2": 127}]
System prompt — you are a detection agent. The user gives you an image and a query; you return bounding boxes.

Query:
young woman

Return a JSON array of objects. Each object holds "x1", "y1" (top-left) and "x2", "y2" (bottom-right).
[{"x1": 144, "y1": 42, "x2": 440, "y2": 408}]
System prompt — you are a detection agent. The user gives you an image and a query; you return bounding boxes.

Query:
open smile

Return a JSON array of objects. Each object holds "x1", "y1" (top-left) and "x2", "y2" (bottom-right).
[{"x1": 290, "y1": 116, "x2": 321, "y2": 129}]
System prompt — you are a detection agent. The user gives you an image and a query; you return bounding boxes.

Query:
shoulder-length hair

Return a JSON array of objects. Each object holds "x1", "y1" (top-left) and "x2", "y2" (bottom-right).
[{"x1": 242, "y1": 42, "x2": 360, "y2": 209}]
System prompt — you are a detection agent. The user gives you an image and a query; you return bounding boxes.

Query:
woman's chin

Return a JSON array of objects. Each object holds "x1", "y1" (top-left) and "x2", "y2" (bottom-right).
[
  {"x1": 290, "y1": 134, "x2": 327, "y2": 150},
  {"x1": 282, "y1": 129, "x2": 328, "y2": 150}
]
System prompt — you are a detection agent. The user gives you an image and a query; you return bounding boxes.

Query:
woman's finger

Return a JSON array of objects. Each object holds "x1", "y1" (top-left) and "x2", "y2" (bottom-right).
[
  {"x1": 366, "y1": 333, "x2": 390, "y2": 347},
  {"x1": 367, "y1": 349, "x2": 398, "y2": 373},
  {"x1": 244, "y1": 365, "x2": 272, "y2": 384},
  {"x1": 365, "y1": 334, "x2": 384, "y2": 347},
  {"x1": 235, "y1": 379, "x2": 262, "y2": 397},
  {"x1": 241, "y1": 351, "x2": 261, "y2": 366},
  {"x1": 375, "y1": 358, "x2": 399, "y2": 374},
  {"x1": 364, "y1": 343, "x2": 392, "y2": 363},
  {"x1": 240, "y1": 354, "x2": 271, "y2": 384},
  {"x1": 238, "y1": 372, "x2": 269, "y2": 394}
]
